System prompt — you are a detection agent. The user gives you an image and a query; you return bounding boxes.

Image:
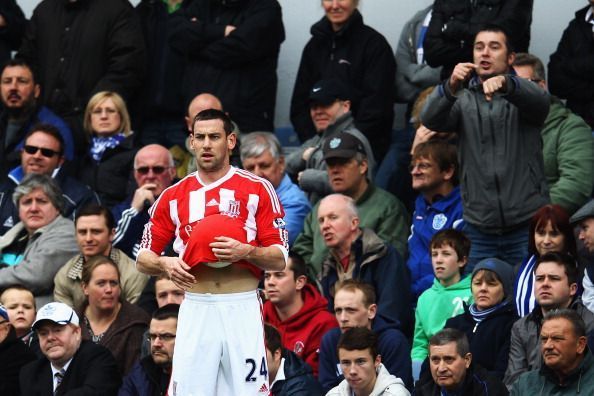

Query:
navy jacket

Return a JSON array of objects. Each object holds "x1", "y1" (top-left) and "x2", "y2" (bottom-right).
[
  {"x1": 270, "y1": 350, "x2": 324, "y2": 396},
  {"x1": 318, "y1": 316, "x2": 413, "y2": 393},
  {"x1": 118, "y1": 355, "x2": 169, "y2": 396}
]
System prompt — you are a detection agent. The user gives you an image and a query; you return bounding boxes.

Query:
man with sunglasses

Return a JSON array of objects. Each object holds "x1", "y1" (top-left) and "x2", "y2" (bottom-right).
[
  {"x1": 112, "y1": 144, "x2": 177, "y2": 259},
  {"x1": 0, "y1": 124, "x2": 99, "y2": 235},
  {"x1": 120, "y1": 304, "x2": 179, "y2": 396}
]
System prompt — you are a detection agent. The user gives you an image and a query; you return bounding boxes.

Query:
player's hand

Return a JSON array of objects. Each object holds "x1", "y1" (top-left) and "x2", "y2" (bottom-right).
[
  {"x1": 482, "y1": 75, "x2": 507, "y2": 102},
  {"x1": 302, "y1": 147, "x2": 315, "y2": 162},
  {"x1": 210, "y1": 236, "x2": 255, "y2": 262},
  {"x1": 449, "y1": 62, "x2": 477, "y2": 94},
  {"x1": 225, "y1": 25, "x2": 236, "y2": 36},
  {"x1": 161, "y1": 256, "x2": 195, "y2": 290},
  {"x1": 131, "y1": 184, "x2": 157, "y2": 211}
]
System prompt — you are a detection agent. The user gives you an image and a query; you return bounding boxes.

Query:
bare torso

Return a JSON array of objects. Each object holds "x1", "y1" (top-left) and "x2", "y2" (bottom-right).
[{"x1": 187, "y1": 264, "x2": 259, "y2": 293}]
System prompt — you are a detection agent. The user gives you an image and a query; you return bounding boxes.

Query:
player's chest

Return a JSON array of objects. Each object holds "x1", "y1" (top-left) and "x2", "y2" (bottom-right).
[{"x1": 175, "y1": 187, "x2": 260, "y2": 225}]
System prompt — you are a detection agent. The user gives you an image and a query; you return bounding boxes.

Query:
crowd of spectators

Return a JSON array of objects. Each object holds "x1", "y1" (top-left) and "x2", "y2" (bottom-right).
[{"x1": 0, "y1": 0, "x2": 594, "y2": 395}]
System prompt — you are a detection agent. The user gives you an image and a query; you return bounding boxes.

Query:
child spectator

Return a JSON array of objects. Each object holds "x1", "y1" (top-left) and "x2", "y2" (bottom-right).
[{"x1": 411, "y1": 229, "x2": 473, "y2": 379}]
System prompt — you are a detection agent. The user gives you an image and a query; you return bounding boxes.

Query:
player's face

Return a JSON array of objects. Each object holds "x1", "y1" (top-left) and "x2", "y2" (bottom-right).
[
  {"x1": 334, "y1": 289, "x2": 375, "y2": 332},
  {"x1": 264, "y1": 261, "x2": 301, "y2": 308},
  {"x1": 317, "y1": 196, "x2": 359, "y2": 249},
  {"x1": 322, "y1": 0, "x2": 358, "y2": 32},
  {"x1": 21, "y1": 131, "x2": 64, "y2": 175},
  {"x1": 75, "y1": 215, "x2": 114, "y2": 260},
  {"x1": 155, "y1": 278, "x2": 185, "y2": 307},
  {"x1": 133, "y1": 147, "x2": 176, "y2": 197},
  {"x1": 534, "y1": 221, "x2": 565, "y2": 256},
  {"x1": 534, "y1": 261, "x2": 577, "y2": 310},
  {"x1": 471, "y1": 270, "x2": 505, "y2": 311},
  {"x1": 310, "y1": 100, "x2": 350, "y2": 132},
  {"x1": 242, "y1": 150, "x2": 285, "y2": 189},
  {"x1": 429, "y1": 342, "x2": 471, "y2": 391},
  {"x1": 18, "y1": 188, "x2": 60, "y2": 235},
  {"x1": 1, "y1": 288, "x2": 36, "y2": 337},
  {"x1": 190, "y1": 119, "x2": 236, "y2": 174},
  {"x1": 37, "y1": 323, "x2": 81, "y2": 367},
  {"x1": 339, "y1": 347, "x2": 380, "y2": 395},
  {"x1": 326, "y1": 157, "x2": 367, "y2": 196},
  {"x1": 90, "y1": 97, "x2": 122, "y2": 137},
  {"x1": 0, "y1": 65, "x2": 39, "y2": 109},
  {"x1": 540, "y1": 317, "x2": 586, "y2": 374},
  {"x1": 473, "y1": 31, "x2": 514, "y2": 81},
  {"x1": 149, "y1": 317, "x2": 177, "y2": 368},
  {"x1": 410, "y1": 155, "x2": 450, "y2": 194},
  {"x1": 82, "y1": 264, "x2": 121, "y2": 311},
  {"x1": 578, "y1": 218, "x2": 594, "y2": 253},
  {"x1": 431, "y1": 244, "x2": 465, "y2": 287}
]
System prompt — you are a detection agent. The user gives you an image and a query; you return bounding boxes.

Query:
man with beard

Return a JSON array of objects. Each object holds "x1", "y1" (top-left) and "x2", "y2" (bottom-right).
[{"x1": 0, "y1": 59, "x2": 74, "y2": 174}]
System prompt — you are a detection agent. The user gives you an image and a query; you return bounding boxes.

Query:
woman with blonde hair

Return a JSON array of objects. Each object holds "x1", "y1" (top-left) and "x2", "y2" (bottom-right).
[{"x1": 78, "y1": 91, "x2": 136, "y2": 208}]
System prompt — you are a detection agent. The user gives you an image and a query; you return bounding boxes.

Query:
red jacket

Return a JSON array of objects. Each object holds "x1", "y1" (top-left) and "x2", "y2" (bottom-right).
[{"x1": 263, "y1": 283, "x2": 338, "y2": 377}]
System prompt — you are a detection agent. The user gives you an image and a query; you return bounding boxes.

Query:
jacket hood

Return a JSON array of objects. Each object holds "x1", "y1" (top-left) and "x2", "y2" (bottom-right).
[
  {"x1": 282, "y1": 349, "x2": 314, "y2": 380},
  {"x1": 370, "y1": 364, "x2": 406, "y2": 396},
  {"x1": 263, "y1": 283, "x2": 330, "y2": 329},
  {"x1": 544, "y1": 96, "x2": 574, "y2": 128},
  {"x1": 431, "y1": 273, "x2": 472, "y2": 292}
]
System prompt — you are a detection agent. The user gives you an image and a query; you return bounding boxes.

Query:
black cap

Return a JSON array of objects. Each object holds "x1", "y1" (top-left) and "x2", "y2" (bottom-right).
[
  {"x1": 309, "y1": 79, "x2": 350, "y2": 105},
  {"x1": 323, "y1": 133, "x2": 366, "y2": 160}
]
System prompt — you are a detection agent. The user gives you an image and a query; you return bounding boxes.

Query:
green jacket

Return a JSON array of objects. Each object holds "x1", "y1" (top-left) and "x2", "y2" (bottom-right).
[
  {"x1": 511, "y1": 351, "x2": 594, "y2": 395},
  {"x1": 411, "y1": 275, "x2": 473, "y2": 362},
  {"x1": 293, "y1": 184, "x2": 409, "y2": 277},
  {"x1": 542, "y1": 96, "x2": 594, "y2": 215}
]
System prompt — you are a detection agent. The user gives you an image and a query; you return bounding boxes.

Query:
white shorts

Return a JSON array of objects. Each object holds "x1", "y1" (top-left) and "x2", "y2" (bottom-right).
[{"x1": 168, "y1": 290, "x2": 269, "y2": 396}]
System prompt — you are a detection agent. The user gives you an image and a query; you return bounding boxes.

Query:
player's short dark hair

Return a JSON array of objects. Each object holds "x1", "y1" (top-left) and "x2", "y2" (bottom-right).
[
  {"x1": 412, "y1": 140, "x2": 459, "y2": 185},
  {"x1": 75, "y1": 203, "x2": 115, "y2": 230},
  {"x1": 337, "y1": 327, "x2": 379, "y2": 360},
  {"x1": 534, "y1": 251, "x2": 579, "y2": 286},
  {"x1": 192, "y1": 109, "x2": 234, "y2": 136},
  {"x1": 288, "y1": 251, "x2": 308, "y2": 281},
  {"x1": 429, "y1": 328, "x2": 470, "y2": 357},
  {"x1": 430, "y1": 229, "x2": 470, "y2": 274},
  {"x1": 264, "y1": 323, "x2": 282, "y2": 354},
  {"x1": 1, "y1": 58, "x2": 38, "y2": 84},
  {"x1": 152, "y1": 303, "x2": 180, "y2": 321},
  {"x1": 24, "y1": 123, "x2": 65, "y2": 155},
  {"x1": 335, "y1": 279, "x2": 376, "y2": 307},
  {"x1": 543, "y1": 309, "x2": 586, "y2": 338}
]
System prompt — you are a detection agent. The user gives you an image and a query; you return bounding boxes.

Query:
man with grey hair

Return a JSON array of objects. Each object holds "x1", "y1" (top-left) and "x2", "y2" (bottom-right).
[
  {"x1": 240, "y1": 132, "x2": 310, "y2": 246},
  {"x1": 20, "y1": 302, "x2": 121, "y2": 394},
  {"x1": 0, "y1": 174, "x2": 78, "y2": 305},
  {"x1": 513, "y1": 53, "x2": 594, "y2": 215},
  {"x1": 317, "y1": 193, "x2": 413, "y2": 336},
  {"x1": 511, "y1": 309, "x2": 594, "y2": 395}
]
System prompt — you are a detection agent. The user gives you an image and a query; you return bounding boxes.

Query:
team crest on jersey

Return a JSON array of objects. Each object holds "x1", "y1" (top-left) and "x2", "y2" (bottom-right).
[
  {"x1": 294, "y1": 341, "x2": 305, "y2": 355},
  {"x1": 432, "y1": 214, "x2": 448, "y2": 230},
  {"x1": 223, "y1": 200, "x2": 241, "y2": 218}
]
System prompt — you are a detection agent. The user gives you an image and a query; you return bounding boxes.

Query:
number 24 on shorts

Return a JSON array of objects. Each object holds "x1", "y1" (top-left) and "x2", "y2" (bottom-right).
[{"x1": 245, "y1": 357, "x2": 268, "y2": 382}]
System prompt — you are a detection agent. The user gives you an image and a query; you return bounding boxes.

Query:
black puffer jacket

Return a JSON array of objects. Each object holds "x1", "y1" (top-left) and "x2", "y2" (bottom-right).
[
  {"x1": 0, "y1": 0, "x2": 25, "y2": 65},
  {"x1": 424, "y1": 0, "x2": 533, "y2": 78},
  {"x1": 290, "y1": 10, "x2": 395, "y2": 160},
  {"x1": 270, "y1": 349, "x2": 324, "y2": 396}
]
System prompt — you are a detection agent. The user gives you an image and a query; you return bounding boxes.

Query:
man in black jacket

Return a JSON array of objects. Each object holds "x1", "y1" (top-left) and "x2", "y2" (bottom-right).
[
  {"x1": 0, "y1": 0, "x2": 25, "y2": 65},
  {"x1": 19, "y1": 302, "x2": 121, "y2": 395},
  {"x1": 167, "y1": 0, "x2": 284, "y2": 132}
]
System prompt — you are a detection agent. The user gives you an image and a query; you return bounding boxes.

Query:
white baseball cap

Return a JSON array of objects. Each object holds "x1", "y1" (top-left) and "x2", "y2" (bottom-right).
[{"x1": 32, "y1": 302, "x2": 79, "y2": 329}]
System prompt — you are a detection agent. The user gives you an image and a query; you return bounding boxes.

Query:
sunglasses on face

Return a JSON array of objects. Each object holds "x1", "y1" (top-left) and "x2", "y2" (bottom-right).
[
  {"x1": 135, "y1": 166, "x2": 169, "y2": 175},
  {"x1": 23, "y1": 145, "x2": 61, "y2": 158}
]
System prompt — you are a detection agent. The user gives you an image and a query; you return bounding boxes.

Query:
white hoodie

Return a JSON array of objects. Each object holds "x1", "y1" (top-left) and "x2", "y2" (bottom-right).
[{"x1": 325, "y1": 363, "x2": 411, "y2": 396}]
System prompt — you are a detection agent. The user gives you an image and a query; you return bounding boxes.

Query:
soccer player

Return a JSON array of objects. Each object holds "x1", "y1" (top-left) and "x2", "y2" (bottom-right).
[{"x1": 136, "y1": 109, "x2": 288, "y2": 395}]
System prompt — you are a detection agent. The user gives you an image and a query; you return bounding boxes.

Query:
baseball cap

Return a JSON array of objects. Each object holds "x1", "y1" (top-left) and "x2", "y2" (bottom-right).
[
  {"x1": 0, "y1": 304, "x2": 8, "y2": 322},
  {"x1": 183, "y1": 214, "x2": 255, "y2": 268},
  {"x1": 323, "y1": 133, "x2": 366, "y2": 161},
  {"x1": 309, "y1": 78, "x2": 350, "y2": 105},
  {"x1": 570, "y1": 199, "x2": 594, "y2": 225},
  {"x1": 32, "y1": 302, "x2": 79, "y2": 329}
]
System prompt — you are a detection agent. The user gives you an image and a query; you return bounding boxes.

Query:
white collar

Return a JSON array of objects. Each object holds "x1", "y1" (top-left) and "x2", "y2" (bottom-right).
[{"x1": 269, "y1": 357, "x2": 286, "y2": 388}]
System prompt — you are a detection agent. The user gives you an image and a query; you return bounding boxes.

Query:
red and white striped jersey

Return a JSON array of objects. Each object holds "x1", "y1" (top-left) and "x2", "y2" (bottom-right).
[{"x1": 139, "y1": 167, "x2": 288, "y2": 267}]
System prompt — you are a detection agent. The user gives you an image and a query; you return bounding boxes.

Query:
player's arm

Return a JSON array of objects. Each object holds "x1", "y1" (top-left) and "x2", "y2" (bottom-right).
[
  {"x1": 137, "y1": 249, "x2": 196, "y2": 289},
  {"x1": 210, "y1": 237, "x2": 286, "y2": 271}
]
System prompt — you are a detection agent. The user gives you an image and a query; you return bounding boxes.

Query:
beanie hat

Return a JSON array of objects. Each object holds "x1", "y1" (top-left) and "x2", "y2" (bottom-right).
[{"x1": 472, "y1": 258, "x2": 514, "y2": 298}]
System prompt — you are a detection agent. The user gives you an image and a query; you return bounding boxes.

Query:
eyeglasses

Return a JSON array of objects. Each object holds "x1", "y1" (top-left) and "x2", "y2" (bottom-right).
[
  {"x1": 135, "y1": 166, "x2": 170, "y2": 175},
  {"x1": 148, "y1": 332, "x2": 176, "y2": 342},
  {"x1": 409, "y1": 162, "x2": 433, "y2": 172},
  {"x1": 23, "y1": 145, "x2": 61, "y2": 158}
]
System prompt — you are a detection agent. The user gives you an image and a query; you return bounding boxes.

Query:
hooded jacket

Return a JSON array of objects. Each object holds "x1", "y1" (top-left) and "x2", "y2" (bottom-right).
[
  {"x1": 548, "y1": 5, "x2": 594, "y2": 130},
  {"x1": 269, "y1": 349, "x2": 324, "y2": 396},
  {"x1": 319, "y1": 315, "x2": 413, "y2": 393},
  {"x1": 412, "y1": 276, "x2": 472, "y2": 362},
  {"x1": 326, "y1": 363, "x2": 410, "y2": 396},
  {"x1": 445, "y1": 302, "x2": 518, "y2": 379},
  {"x1": 421, "y1": 75, "x2": 550, "y2": 232},
  {"x1": 290, "y1": 9, "x2": 395, "y2": 160},
  {"x1": 263, "y1": 283, "x2": 337, "y2": 377}
]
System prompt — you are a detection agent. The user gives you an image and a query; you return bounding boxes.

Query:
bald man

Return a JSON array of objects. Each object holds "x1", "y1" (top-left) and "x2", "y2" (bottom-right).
[{"x1": 112, "y1": 144, "x2": 177, "y2": 258}]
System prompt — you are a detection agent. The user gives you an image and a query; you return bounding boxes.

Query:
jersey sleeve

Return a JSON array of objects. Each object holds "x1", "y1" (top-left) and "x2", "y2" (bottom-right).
[
  {"x1": 255, "y1": 178, "x2": 289, "y2": 254},
  {"x1": 139, "y1": 188, "x2": 177, "y2": 255}
]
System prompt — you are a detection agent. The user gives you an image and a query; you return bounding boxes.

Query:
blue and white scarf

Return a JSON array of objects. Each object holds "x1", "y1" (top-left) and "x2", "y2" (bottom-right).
[{"x1": 90, "y1": 133, "x2": 125, "y2": 162}]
